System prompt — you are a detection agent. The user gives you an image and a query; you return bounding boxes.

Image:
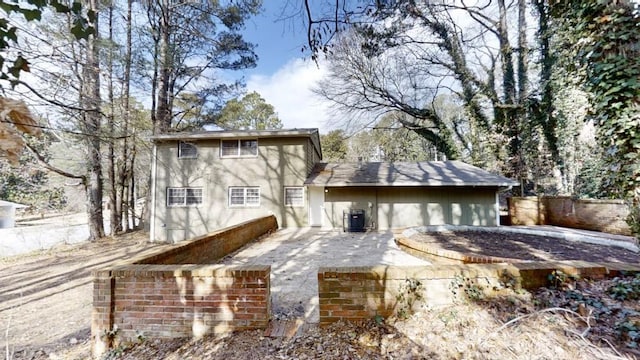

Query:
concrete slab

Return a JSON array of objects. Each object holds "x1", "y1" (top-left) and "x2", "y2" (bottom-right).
[{"x1": 218, "y1": 228, "x2": 430, "y2": 324}]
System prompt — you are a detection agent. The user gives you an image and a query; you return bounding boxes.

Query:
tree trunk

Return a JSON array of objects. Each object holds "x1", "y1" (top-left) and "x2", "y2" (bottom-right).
[
  {"x1": 497, "y1": 0, "x2": 521, "y2": 188},
  {"x1": 154, "y1": 0, "x2": 172, "y2": 134},
  {"x1": 83, "y1": 0, "x2": 104, "y2": 241},
  {"x1": 119, "y1": 0, "x2": 133, "y2": 232},
  {"x1": 129, "y1": 143, "x2": 137, "y2": 229},
  {"x1": 535, "y1": 0, "x2": 562, "y2": 174},
  {"x1": 107, "y1": 4, "x2": 122, "y2": 235},
  {"x1": 516, "y1": 0, "x2": 528, "y2": 195}
]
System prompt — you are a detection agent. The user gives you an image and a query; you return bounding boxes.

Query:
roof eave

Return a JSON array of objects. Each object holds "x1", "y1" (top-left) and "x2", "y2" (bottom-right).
[
  {"x1": 151, "y1": 128, "x2": 319, "y2": 142},
  {"x1": 304, "y1": 182, "x2": 520, "y2": 187}
]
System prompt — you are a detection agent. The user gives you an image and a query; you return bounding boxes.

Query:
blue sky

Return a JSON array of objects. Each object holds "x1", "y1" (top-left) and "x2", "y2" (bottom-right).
[
  {"x1": 235, "y1": 3, "x2": 333, "y2": 133},
  {"x1": 241, "y1": 4, "x2": 308, "y2": 76}
]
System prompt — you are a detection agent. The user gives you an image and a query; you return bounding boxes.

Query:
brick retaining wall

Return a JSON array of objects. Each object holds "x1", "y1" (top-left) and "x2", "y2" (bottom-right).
[
  {"x1": 508, "y1": 197, "x2": 631, "y2": 235},
  {"x1": 318, "y1": 262, "x2": 640, "y2": 325},
  {"x1": 135, "y1": 215, "x2": 278, "y2": 264},
  {"x1": 92, "y1": 216, "x2": 276, "y2": 358}
]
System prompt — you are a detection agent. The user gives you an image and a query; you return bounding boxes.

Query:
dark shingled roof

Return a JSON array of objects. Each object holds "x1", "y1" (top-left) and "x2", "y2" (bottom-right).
[
  {"x1": 304, "y1": 161, "x2": 519, "y2": 187},
  {"x1": 150, "y1": 128, "x2": 320, "y2": 141}
]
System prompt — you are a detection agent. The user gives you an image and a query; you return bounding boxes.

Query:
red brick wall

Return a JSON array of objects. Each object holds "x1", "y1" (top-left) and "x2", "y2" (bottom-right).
[
  {"x1": 317, "y1": 262, "x2": 639, "y2": 326},
  {"x1": 318, "y1": 265, "x2": 510, "y2": 325},
  {"x1": 508, "y1": 197, "x2": 631, "y2": 235},
  {"x1": 92, "y1": 265, "x2": 270, "y2": 356},
  {"x1": 92, "y1": 216, "x2": 276, "y2": 358}
]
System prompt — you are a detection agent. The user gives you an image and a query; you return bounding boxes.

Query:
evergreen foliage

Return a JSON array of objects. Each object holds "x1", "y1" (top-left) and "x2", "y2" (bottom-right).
[
  {"x1": 215, "y1": 91, "x2": 282, "y2": 130},
  {"x1": 0, "y1": 148, "x2": 66, "y2": 211}
]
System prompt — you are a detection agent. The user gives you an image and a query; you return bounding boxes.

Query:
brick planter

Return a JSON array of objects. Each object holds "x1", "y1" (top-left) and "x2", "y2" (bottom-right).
[
  {"x1": 317, "y1": 262, "x2": 640, "y2": 326},
  {"x1": 91, "y1": 216, "x2": 276, "y2": 358}
]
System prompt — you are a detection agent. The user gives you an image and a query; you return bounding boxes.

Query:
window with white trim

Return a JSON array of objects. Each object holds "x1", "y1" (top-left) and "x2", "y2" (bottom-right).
[
  {"x1": 229, "y1": 187, "x2": 260, "y2": 207},
  {"x1": 167, "y1": 187, "x2": 203, "y2": 206},
  {"x1": 284, "y1": 187, "x2": 304, "y2": 207},
  {"x1": 178, "y1": 141, "x2": 197, "y2": 158},
  {"x1": 220, "y1": 139, "x2": 258, "y2": 157}
]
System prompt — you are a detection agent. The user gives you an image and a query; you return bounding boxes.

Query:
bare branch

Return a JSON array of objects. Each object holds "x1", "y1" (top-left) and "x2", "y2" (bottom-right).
[{"x1": 23, "y1": 142, "x2": 86, "y2": 182}]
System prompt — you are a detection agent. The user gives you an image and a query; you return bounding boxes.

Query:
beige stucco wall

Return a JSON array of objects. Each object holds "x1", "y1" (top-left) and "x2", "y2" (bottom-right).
[
  {"x1": 152, "y1": 137, "x2": 312, "y2": 242},
  {"x1": 323, "y1": 186, "x2": 498, "y2": 230}
]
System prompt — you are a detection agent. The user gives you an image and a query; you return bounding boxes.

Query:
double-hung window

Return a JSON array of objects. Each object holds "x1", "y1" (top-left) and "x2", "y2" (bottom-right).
[
  {"x1": 178, "y1": 141, "x2": 197, "y2": 158},
  {"x1": 167, "y1": 187, "x2": 203, "y2": 206},
  {"x1": 221, "y1": 139, "x2": 258, "y2": 157},
  {"x1": 229, "y1": 187, "x2": 260, "y2": 207},
  {"x1": 284, "y1": 187, "x2": 304, "y2": 207}
]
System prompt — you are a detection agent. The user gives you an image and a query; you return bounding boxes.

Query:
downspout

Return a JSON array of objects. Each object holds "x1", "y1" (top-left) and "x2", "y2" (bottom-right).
[{"x1": 149, "y1": 142, "x2": 158, "y2": 241}]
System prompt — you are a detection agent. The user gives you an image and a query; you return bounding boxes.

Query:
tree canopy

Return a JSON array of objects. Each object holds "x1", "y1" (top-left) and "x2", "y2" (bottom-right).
[
  {"x1": 148, "y1": 0, "x2": 262, "y2": 133},
  {"x1": 215, "y1": 91, "x2": 283, "y2": 130}
]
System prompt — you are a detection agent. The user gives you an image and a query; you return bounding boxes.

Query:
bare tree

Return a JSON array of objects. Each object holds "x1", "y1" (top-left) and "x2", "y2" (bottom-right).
[
  {"x1": 315, "y1": 31, "x2": 462, "y2": 159},
  {"x1": 310, "y1": 1, "x2": 543, "y2": 184}
]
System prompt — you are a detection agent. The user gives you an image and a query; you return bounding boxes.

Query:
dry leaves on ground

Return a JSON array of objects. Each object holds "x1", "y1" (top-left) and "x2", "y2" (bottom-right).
[{"x1": 107, "y1": 274, "x2": 640, "y2": 360}]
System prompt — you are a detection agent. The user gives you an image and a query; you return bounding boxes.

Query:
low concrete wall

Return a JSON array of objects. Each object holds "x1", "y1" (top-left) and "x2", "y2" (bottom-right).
[
  {"x1": 508, "y1": 197, "x2": 631, "y2": 235},
  {"x1": 317, "y1": 262, "x2": 640, "y2": 325},
  {"x1": 91, "y1": 216, "x2": 277, "y2": 358},
  {"x1": 135, "y1": 215, "x2": 278, "y2": 264}
]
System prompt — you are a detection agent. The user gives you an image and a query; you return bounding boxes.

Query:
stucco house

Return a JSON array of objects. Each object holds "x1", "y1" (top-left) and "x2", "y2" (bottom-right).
[{"x1": 150, "y1": 128, "x2": 518, "y2": 242}]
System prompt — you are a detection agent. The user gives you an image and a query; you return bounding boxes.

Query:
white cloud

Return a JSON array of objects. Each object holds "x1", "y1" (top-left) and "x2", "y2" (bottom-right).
[{"x1": 247, "y1": 58, "x2": 333, "y2": 134}]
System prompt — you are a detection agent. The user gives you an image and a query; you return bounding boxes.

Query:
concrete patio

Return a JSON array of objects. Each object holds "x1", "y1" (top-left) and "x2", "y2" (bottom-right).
[{"x1": 218, "y1": 228, "x2": 430, "y2": 323}]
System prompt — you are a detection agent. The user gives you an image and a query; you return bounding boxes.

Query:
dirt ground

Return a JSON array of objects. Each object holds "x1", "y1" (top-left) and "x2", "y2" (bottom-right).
[
  {"x1": 411, "y1": 230, "x2": 640, "y2": 263},
  {"x1": 1, "y1": 230, "x2": 639, "y2": 360},
  {"x1": 0, "y1": 232, "x2": 164, "y2": 359}
]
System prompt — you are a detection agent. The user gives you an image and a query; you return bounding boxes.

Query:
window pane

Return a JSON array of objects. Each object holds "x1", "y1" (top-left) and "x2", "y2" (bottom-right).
[
  {"x1": 246, "y1": 188, "x2": 260, "y2": 205},
  {"x1": 239, "y1": 140, "x2": 258, "y2": 156},
  {"x1": 186, "y1": 188, "x2": 202, "y2": 205},
  {"x1": 285, "y1": 188, "x2": 303, "y2": 206},
  {"x1": 230, "y1": 188, "x2": 245, "y2": 205},
  {"x1": 179, "y1": 142, "x2": 197, "y2": 158},
  {"x1": 168, "y1": 188, "x2": 185, "y2": 205},
  {"x1": 221, "y1": 140, "x2": 238, "y2": 156}
]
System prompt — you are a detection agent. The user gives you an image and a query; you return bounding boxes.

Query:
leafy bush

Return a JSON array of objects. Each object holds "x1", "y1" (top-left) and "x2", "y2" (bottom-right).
[
  {"x1": 626, "y1": 203, "x2": 640, "y2": 241},
  {"x1": 608, "y1": 274, "x2": 640, "y2": 301}
]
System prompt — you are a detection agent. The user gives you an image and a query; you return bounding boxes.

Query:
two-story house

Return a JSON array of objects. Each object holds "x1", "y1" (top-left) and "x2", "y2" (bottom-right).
[
  {"x1": 150, "y1": 128, "x2": 518, "y2": 242},
  {"x1": 150, "y1": 128, "x2": 321, "y2": 242}
]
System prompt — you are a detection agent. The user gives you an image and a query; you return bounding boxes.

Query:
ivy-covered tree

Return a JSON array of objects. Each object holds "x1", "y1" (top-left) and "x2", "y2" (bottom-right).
[{"x1": 550, "y1": 0, "x2": 640, "y2": 234}]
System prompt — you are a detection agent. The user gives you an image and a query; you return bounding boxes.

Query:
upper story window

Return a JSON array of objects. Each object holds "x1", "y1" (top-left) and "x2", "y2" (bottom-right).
[
  {"x1": 220, "y1": 139, "x2": 258, "y2": 158},
  {"x1": 178, "y1": 141, "x2": 197, "y2": 158},
  {"x1": 167, "y1": 187, "x2": 203, "y2": 206}
]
